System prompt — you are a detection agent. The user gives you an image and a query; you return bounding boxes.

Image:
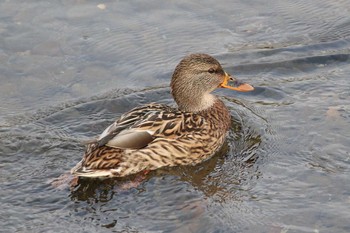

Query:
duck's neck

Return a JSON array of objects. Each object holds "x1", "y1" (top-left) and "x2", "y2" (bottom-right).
[
  {"x1": 176, "y1": 93, "x2": 217, "y2": 113},
  {"x1": 198, "y1": 98, "x2": 231, "y2": 132}
]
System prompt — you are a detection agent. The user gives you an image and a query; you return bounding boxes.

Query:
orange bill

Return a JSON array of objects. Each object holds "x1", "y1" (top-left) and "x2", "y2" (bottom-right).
[{"x1": 220, "y1": 72, "x2": 254, "y2": 92}]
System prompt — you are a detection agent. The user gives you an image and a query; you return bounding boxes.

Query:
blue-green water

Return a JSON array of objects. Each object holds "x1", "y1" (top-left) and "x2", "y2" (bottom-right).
[{"x1": 1, "y1": 1, "x2": 350, "y2": 232}]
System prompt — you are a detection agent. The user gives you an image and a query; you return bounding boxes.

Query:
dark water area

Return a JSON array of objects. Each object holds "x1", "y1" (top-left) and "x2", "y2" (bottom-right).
[{"x1": 1, "y1": 1, "x2": 350, "y2": 232}]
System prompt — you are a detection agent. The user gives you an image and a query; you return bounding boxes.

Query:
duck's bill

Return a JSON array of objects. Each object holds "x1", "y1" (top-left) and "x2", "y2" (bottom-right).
[
  {"x1": 221, "y1": 82, "x2": 254, "y2": 92},
  {"x1": 220, "y1": 73, "x2": 254, "y2": 92}
]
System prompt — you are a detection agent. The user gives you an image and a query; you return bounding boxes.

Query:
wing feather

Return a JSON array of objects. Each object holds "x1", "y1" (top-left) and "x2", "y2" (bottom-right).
[{"x1": 86, "y1": 103, "x2": 207, "y2": 150}]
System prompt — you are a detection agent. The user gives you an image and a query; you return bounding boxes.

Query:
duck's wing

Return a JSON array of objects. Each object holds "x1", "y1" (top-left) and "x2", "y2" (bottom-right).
[
  {"x1": 95, "y1": 105, "x2": 164, "y2": 148},
  {"x1": 87, "y1": 103, "x2": 206, "y2": 150}
]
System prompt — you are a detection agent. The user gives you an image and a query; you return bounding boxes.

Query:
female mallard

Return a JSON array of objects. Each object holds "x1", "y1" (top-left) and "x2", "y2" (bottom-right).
[{"x1": 71, "y1": 54, "x2": 254, "y2": 178}]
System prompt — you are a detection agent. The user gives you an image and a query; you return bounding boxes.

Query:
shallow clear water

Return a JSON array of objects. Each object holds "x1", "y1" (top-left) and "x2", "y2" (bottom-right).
[{"x1": 1, "y1": 1, "x2": 350, "y2": 232}]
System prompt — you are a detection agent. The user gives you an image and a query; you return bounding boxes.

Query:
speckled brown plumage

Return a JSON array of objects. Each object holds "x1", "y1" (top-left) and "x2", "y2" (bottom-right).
[{"x1": 71, "y1": 54, "x2": 253, "y2": 178}]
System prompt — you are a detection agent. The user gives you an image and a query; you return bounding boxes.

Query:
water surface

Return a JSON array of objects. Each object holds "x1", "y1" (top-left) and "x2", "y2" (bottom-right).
[{"x1": 1, "y1": 1, "x2": 350, "y2": 232}]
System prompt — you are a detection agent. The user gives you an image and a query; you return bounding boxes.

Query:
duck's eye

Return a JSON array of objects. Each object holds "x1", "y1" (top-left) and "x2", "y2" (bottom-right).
[{"x1": 208, "y1": 68, "x2": 215, "y2": 74}]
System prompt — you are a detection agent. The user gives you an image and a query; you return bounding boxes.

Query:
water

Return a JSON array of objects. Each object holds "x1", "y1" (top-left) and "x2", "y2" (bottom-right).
[{"x1": 1, "y1": 1, "x2": 350, "y2": 232}]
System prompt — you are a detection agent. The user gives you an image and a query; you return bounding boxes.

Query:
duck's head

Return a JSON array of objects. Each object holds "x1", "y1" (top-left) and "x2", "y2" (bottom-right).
[{"x1": 171, "y1": 53, "x2": 254, "y2": 112}]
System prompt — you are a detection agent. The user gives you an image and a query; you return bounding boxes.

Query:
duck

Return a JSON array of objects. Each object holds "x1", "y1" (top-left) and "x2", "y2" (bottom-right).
[{"x1": 71, "y1": 53, "x2": 254, "y2": 178}]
